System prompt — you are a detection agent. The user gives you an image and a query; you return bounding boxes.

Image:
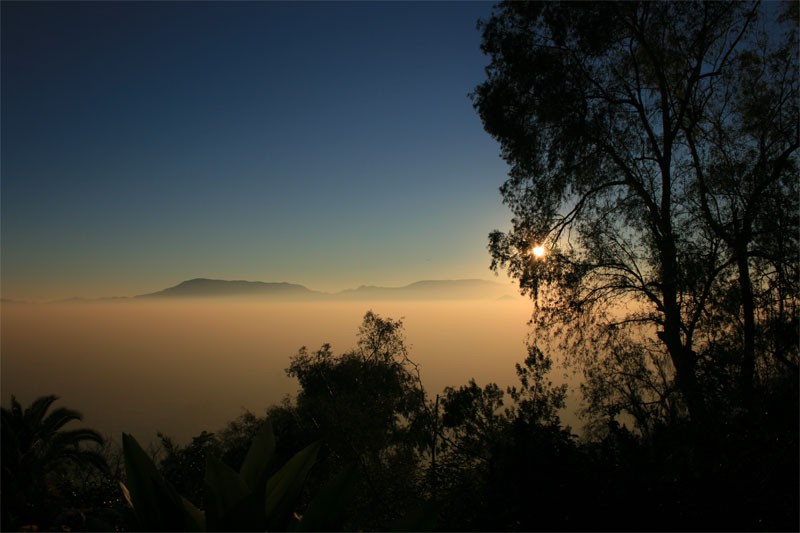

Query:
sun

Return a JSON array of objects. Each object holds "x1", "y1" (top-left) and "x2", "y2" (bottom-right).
[{"x1": 532, "y1": 245, "x2": 545, "y2": 258}]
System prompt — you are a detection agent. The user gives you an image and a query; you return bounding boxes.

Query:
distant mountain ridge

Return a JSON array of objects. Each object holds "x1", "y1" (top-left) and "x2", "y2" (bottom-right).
[
  {"x1": 335, "y1": 279, "x2": 515, "y2": 300},
  {"x1": 134, "y1": 278, "x2": 519, "y2": 301},
  {"x1": 137, "y1": 278, "x2": 320, "y2": 299}
]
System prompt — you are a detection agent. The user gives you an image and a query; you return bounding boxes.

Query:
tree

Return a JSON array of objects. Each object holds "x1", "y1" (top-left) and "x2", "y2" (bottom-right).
[
  {"x1": 681, "y1": 1, "x2": 799, "y2": 406},
  {"x1": 432, "y1": 346, "x2": 581, "y2": 531},
  {"x1": 1, "y1": 394, "x2": 108, "y2": 529},
  {"x1": 285, "y1": 311, "x2": 431, "y2": 529},
  {"x1": 157, "y1": 430, "x2": 222, "y2": 506},
  {"x1": 286, "y1": 311, "x2": 428, "y2": 460},
  {"x1": 473, "y1": 1, "x2": 798, "y2": 427},
  {"x1": 439, "y1": 379, "x2": 506, "y2": 464}
]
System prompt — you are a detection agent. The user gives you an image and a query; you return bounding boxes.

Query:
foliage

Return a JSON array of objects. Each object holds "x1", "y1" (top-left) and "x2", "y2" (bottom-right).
[
  {"x1": 474, "y1": 0, "x2": 798, "y2": 429},
  {"x1": 144, "y1": 312, "x2": 438, "y2": 531},
  {"x1": 579, "y1": 333, "x2": 681, "y2": 438},
  {"x1": 507, "y1": 345, "x2": 568, "y2": 427},
  {"x1": 434, "y1": 345, "x2": 566, "y2": 465},
  {"x1": 154, "y1": 410, "x2": 277, "y2": 508},
  {"x1": 158, "y1": 430, "x2": 222, "y2": 506},
  {"x1": 1, "y1": 394, "x2": 108, "y2": 531},
  {"x1": 122, "y1": 423, "x2": 360, "y2": 532},
  {"x1": 284, "y1": 311, "x2": 432, "y2": 529},
  {"x1": 6, "y1": 305, "x2": 795, "y2": 532},
  {"x1": 432, "y1": 346, "x2": 578, "y2": 531},
  {"x1": 122, "y1": 432, "x2": 206, "y2": 531},
  {"x1": 440, "y1": 379, "x2": 506, "y2": 462},
  {"x1": 57, "y1": 438, "x2": 137, "y2": 531},
  {"x1": 286, "y1": 311, "x2": 428, "y2": 455}
]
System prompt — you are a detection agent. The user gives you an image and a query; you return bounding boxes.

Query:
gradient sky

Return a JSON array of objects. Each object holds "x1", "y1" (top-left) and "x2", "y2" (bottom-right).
[{"x1": 1, "y1": 1, "x2": 513, "y2": 301}]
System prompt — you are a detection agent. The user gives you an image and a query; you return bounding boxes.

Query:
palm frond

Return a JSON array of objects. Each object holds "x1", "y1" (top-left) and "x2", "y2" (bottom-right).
[
  {"x1": 0, "y1": 394, "x2": 109, "y2": 493},
  {"x1": 40, "y1": 406, "x2": 85, "y2": 435},
  {"x1": 23, "y1": 395, "x2": 60, "y2": 428},
  {"x1": 50, "y1": 428, "x2": 105, "y2": 448},
  {"x1": 10, "y1": 395, "x2": 24, "y2": 418}
]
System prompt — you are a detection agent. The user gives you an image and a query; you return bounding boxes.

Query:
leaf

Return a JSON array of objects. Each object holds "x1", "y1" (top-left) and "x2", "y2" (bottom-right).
[
  {"x1": 207, "y1": 489, "x2": 267, "y2": 532},
  {"x1": 387, "y1": 500, "x2": 439, "y2": 532},
  {"x1": 121, "y1": 432, "x2": 200, "y2": 531},
  {"x1": 180, "y1": 495, "x2": 206, "y2": 532},
  {"x1": 118, "y1": 481, "x2": 133, "y2": 508},
  {"x1": 293, "y1": 463, "x2": 359, "y2": 532},
  {"x1": 239, "y1": 423, "x2": 276, "y2": 490},
  {"x1": 265, "y1": 441, "x2": 321, "y2": 529},
  {"x1": 205, "y1": 456, "x2": 248, "y2": 518}
]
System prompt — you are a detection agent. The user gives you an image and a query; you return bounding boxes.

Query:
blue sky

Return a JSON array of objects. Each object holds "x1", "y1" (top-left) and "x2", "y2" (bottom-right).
[{"x1": 1, "y1": 1, "x2": 513, "y2": 300}]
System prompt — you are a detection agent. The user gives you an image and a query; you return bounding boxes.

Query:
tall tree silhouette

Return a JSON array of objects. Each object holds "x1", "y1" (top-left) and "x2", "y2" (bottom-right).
[
  {"x1": 680, "y1": 0, "x2": 799, "y2": 406},
  {"x1": 1, "y1": 395, "x2": 108, "y2": 529},
  {"x1": 473, "y1": 1, "x2": 798, "y2": 427}
]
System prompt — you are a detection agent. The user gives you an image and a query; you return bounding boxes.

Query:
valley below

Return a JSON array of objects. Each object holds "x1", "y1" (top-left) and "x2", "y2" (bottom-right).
[{"x1": 1, "y1": 296, "x2": 581, "y2": 444}]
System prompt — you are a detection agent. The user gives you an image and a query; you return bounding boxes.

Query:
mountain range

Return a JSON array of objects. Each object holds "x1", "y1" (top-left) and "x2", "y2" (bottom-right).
[{"x1": 134, "y1": 278, "x2": 519, "y2": 301}]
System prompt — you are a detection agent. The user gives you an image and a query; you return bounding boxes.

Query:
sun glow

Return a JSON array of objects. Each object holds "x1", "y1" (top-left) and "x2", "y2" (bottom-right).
[{"x1": 532, "y1": 245, "x2": 545, "y2": 258}]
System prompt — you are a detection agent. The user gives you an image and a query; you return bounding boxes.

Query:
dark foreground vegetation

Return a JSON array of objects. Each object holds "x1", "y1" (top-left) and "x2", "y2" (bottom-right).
[
  {"x1": 2, "y1": 0, "x2": 798, "y2": 530},
  {"x1": 2, "y1": 311, "x2": 798, "y2": 532}
]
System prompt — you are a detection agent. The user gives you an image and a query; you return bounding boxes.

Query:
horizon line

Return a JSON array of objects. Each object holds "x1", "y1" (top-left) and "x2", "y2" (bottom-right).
[{"x1": 2, "y1": 276, "x2": 522, "y2": 303}]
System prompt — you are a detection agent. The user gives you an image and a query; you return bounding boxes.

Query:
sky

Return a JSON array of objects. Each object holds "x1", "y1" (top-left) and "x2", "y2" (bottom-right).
[{"x1": 1, "y1": 1, "x2": 514, "y2": 301}]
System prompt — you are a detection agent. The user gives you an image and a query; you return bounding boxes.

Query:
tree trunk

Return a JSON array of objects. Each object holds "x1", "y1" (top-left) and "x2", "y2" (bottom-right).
[
  {"x1": 659, "y1": 236, "x2": 706, "y2": 424},
  {"x1": 735, "y1": 242, "x2": 756, "y2": 410}
]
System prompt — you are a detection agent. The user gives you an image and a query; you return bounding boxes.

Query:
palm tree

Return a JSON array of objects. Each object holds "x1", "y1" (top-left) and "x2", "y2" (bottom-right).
[{"x1": 1, "y1": 394, "x2": 108, "y2": 529}]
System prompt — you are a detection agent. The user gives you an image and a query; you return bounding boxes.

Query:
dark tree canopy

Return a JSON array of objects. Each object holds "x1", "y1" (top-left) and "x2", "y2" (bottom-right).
[
  {"x1": 285, "y1": 311, "x2": 430, "y2": 529},
  {"x1": 474, "y1": 0, "x2": 798, "y2": 429}
]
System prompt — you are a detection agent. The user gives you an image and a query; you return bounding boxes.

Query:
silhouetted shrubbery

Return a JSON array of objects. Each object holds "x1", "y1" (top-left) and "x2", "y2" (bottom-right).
[{"x1": 2, "y1": 311, "x2": 797, "y2": 531}]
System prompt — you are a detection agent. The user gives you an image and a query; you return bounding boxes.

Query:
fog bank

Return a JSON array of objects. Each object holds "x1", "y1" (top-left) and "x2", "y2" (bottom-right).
[{"x1": 2, "y1": 299, "x2": 580, "y2": 444}]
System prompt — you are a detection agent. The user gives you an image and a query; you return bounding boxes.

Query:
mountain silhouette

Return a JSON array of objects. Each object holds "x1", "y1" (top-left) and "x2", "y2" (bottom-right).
[
  {"x1": 334, "y1": 279, "x2": 517, "y2": 300},
  {"x1": 136, "y1": 278, "x2": 320, "y2": 299},
  {"x1": 133, "y1": 278, "x2": 518, "y2": 301}
]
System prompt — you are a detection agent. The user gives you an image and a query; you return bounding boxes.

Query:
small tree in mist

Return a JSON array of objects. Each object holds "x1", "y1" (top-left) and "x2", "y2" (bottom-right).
[
  {"x1": 287, "y1": 312, "x2": 428, "y2": 458},
  {"x1": 285, "y1": 311, "x2": 430, "y2": 528}
]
